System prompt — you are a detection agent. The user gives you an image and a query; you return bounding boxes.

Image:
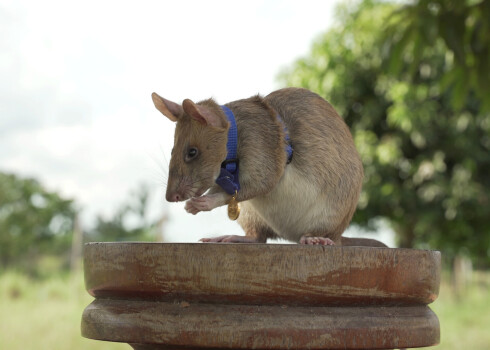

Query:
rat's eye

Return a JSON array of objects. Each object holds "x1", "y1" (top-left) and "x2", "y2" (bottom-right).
[{"x1": 185, "y1": 147, "x2": 199, "y2": 162}]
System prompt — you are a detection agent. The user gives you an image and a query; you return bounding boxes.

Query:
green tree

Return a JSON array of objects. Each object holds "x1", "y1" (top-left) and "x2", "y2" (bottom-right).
[
  {"x1": 385, "y1": 0, "x2": 490, "y2": 112},
  {"x1": 281, "y1": 0, "x2": 490, "y2": 265},
  {"x1": 0, "y1": 172, "x2": 76, "y2": 270},
  {"x1": 86, "y1": 183, "x2": 157, "y2": 242}
]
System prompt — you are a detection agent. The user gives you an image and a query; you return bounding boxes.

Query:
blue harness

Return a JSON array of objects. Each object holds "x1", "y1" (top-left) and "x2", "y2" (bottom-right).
[{"x1": 215, "y1": 105, "x2": 293, "y2": 195}]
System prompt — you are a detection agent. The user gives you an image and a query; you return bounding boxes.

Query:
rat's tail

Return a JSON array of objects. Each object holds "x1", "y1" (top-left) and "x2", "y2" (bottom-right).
[{"x1": 340, "y1": 237, "x2": 388, "y2": 248}]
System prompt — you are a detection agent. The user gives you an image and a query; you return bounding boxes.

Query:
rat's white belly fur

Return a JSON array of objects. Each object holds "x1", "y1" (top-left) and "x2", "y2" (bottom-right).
[{"x1": 248, "y1": 166, "x2": 338, "y2": 242}]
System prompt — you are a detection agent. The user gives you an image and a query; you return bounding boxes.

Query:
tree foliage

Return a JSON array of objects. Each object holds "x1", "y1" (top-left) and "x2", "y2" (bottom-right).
[
  {"x1": 281, "y1": 0, "x2": 490, "y2": 265},
  {"x1": 0, "y1": 171, "x2": 158, "y2": 274},
  {"x1": 86, "y1": 183, "x2": 157, "y2": 242},
  {"x1": 0, "y1": 172, "x2": 76, "y2": 269},
  {"x1": 385, "y1": 0, "x2": 490, "y2": 112}
]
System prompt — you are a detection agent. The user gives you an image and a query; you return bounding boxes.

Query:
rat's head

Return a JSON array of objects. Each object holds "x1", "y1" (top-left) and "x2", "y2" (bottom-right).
[{"x1": 152, "y1": 92, "x2": 229, "y2": 202}]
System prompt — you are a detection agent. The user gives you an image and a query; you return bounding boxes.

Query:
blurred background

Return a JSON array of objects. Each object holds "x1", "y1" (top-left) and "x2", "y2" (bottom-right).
[{"x1": 1, "y1": 0, "x2": 489, "y2": 349}]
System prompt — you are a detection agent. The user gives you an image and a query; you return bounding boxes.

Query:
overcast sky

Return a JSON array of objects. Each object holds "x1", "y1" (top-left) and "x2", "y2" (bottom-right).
[{"x1": 0, "y1": 0, "x2": 393, "y2": 245}]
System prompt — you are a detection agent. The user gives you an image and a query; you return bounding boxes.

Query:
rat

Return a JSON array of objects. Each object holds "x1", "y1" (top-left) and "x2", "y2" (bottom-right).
[{"x1": 151, "y1": 87, "x2": 367, "y2": 246}]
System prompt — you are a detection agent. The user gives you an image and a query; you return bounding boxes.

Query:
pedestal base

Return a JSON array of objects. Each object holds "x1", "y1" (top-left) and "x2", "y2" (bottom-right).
[
  {"x1": 83, "y1": 299, "x2": 439, "y2": 349},
  {"x1": 81, "y1": 243, "x2": 441, "y2": 349}
]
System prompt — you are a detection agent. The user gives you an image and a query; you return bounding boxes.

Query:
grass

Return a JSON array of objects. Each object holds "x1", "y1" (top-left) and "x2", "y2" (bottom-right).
[
  {"x1": 0, "y1": 269, "x2": 489, "y2": 349},
  {"x1": 431, "y1": 271, "x2": 490, "y2": 349},
  {"x1": 0, "y1": 271, "x2": 126, "y2": 350}
]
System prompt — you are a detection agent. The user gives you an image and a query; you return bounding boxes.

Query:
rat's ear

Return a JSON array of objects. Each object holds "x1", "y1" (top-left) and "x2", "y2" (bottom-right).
[
  {"x1": 182, "y1": 99, "x2": 225, "y2": 128},
  {"x1": 151, "y1": 92, "x2": 182, "y2": 122}
]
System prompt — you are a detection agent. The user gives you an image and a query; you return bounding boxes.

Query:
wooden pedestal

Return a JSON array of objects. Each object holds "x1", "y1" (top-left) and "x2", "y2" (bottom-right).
[{"x1": 81, "y1": 243, "x2": 441, "y2": 349}]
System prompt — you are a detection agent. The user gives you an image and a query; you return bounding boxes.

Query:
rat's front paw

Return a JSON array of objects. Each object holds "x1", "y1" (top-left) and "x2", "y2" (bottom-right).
[{"x1": 184, "y1": 193, "x2": 226, "y2": 215}]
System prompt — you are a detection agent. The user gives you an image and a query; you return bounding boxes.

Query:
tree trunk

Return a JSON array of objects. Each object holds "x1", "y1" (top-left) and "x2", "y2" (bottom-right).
[
  {"x1": 395, "y1": 222, "x2": 416, "y2": 248},
  {"x1": 70, "y1": 214, "x2": 83, "y2": 273}
]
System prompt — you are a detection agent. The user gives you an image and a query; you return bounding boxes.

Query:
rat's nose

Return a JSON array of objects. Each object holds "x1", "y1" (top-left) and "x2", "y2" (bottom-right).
[
  {"x1": 165, "y1": 192, "x2": 182, "y2": 202},
  {"x1": 166, "y1": 192, "x2": 181, "y2": 202}
]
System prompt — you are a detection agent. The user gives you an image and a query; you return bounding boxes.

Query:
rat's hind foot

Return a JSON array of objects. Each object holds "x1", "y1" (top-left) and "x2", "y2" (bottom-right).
[
  {"x1": 200, "y1": 235, "x2": 260, "y2": 243},
  {"x1": 300, "y1": 236, "x2": 335, "y2": 245}
]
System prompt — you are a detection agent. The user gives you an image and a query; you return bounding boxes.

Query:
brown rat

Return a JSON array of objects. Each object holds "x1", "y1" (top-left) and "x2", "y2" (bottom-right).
[{"x1": 151, "y1": 87, "x2": 363, "y2": 245}]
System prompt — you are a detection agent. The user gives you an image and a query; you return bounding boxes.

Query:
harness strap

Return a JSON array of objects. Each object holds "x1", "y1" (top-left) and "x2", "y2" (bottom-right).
[
  {"x1": 215, "y1": 105, "x2": 293, "y2": 195},
  {"x1": 214, "y1": 105, "x2": 240, "y2": 195}
]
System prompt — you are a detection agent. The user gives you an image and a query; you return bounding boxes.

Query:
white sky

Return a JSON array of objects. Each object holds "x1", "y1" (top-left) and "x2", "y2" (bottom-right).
[{"x1": 0, "y1": 0, "x2": 394, "y2": 245}]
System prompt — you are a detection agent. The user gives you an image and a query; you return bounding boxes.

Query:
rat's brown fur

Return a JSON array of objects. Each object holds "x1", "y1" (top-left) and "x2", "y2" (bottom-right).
[{"x1": 153, "y1": 88, "x2": 364, "y2": 245}]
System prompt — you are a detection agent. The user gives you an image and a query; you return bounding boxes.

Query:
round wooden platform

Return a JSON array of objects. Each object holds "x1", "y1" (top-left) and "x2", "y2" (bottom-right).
[{"x1": 81, "y1": 243, "x2": 441, "y2": 349}]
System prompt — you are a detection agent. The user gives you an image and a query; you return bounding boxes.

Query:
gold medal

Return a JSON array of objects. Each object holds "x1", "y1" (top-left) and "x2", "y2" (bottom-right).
[{"x1": 228, "y1": 190, "x2": 240, "y2": 220}]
